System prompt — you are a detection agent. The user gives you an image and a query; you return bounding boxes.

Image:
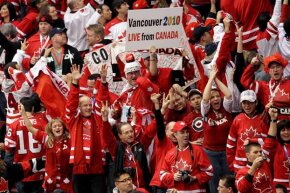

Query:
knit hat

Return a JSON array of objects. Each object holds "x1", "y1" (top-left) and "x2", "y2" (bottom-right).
[
  {"x1": 264, "y1": 52, "x2": 288, "y2": 73},
  {"x1": 124, "y1": 53, "x2": 141, "y2": 74}
]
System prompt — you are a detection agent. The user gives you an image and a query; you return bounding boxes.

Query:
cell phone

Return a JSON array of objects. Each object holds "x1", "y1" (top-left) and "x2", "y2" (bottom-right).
[{"x1": 120, "y1": 106, "x2": 130, "y2": 123}]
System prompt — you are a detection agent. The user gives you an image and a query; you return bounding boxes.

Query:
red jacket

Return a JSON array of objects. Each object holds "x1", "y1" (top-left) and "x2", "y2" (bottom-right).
[
  {"x1": 34, "y1": 130, "x2": 73, "y2": 193},
  {"x1": 64, "y1": 84, "x2": 107, "y2": 174}
]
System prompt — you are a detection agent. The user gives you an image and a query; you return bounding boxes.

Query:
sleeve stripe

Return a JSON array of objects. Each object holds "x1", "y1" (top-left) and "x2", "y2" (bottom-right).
[{"x1": 228, "y1": 135, "x2": 236, "y2": 142}]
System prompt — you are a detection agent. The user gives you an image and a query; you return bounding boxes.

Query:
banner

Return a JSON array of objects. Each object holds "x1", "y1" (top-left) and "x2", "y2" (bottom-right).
[{"x1": 125, "y1": 7, "x2": 184, "y2": 51}]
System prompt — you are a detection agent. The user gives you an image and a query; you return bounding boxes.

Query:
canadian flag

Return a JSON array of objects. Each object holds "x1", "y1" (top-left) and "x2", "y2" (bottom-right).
[
  {"x1": 8, "y1": 67, "x2": 31, "y2": 90},
  {"x1": 7, "y1": 58, "x2": 69, "y2": 119},
  {"x1": 28, "y1": 58, "x2": 69, "y2": 119}
]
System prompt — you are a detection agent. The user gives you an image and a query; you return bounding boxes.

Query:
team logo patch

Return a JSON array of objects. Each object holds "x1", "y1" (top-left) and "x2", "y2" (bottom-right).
[{"x1": 191, "y1": 117, "x2": 203, "y2": 132}]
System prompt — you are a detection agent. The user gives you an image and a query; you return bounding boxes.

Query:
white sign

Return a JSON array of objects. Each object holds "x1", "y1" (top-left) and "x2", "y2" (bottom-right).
[
  {"x1": 125, "y1": 7, "x2": 184, "y2": 51},
  {"x1": 85, "y1": 44, "x2": 127, "y2": 95}
]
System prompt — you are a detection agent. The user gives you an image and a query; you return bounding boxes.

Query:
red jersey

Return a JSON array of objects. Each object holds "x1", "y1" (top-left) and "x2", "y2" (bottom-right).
[
  {"x1": 226, "y1": 113, "x2": 268, "y2": 172},
  {"x1": 4, "y1": 115, "x2": 47, "y2": 181},
  {"x1": 236, "y1": 163, "x2": 274, "y2": 193},
  {"x1": 160, "y1": 144, "x2": 213, "y2": 191},
  {"x1": 34, "y1": 130, "x2": 73, "y2": 193},
  {"x1": 263, "y1": 137, "x2": 290, "y2": 191},
  {"x1": 201, "y1": 99, "x2": 233, "y2": 151},
  {"x1": 183, "y1": 111, "x2": 204, "y2": 142}
]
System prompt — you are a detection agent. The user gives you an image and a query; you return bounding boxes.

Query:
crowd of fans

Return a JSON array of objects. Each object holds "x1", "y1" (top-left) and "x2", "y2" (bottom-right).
[{"x1": 0, "y1": 0, "x2": 289, "y2": 193}]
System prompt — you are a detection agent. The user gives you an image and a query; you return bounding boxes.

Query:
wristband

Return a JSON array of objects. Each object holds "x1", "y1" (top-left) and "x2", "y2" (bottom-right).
[{"x1": 271, "y1": 119, "x2": 277, "y2": 122}]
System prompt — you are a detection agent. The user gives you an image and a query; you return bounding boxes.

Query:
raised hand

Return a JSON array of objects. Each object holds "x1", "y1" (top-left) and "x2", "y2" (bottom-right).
[
  {"x1": 70, "y1": 64, "x2": 82, "y2": 84},
  {"x1": 151, "y1": 93, "x2": 161, "y2": 110},
  {"x1": 209, "y1": 64, "x2": 218, "y2": 81},
  {"x1": 100, "y1": 64, "x2": 108, "y2": 83},
  {"x1": 161, "y1": 92, "x2": 171, "y2": 114},
  {"x1": 44, "y1": 47, "x2": 52, "y2": 57},
  {"x1": 150, "y1": 93, "x2": 161, "y2": 104},
  {"x1": 268, "y1": 107, "x2": 278, "y2": 121},
  {"x1": 21, "y1": 39, "x2": 29, "y2": 51},
  {"x1": 101, "y1": 101, "x2": 109, "y2": 122}
]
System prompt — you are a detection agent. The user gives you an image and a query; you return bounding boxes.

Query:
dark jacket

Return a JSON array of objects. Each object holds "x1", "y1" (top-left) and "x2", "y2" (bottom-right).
[{"x1": 46, "y1": 44, "x2": 83, "y2": 75}]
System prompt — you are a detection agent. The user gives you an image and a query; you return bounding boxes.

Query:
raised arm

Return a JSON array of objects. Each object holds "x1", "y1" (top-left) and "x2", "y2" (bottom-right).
[
  {"x1": 214, "y1": 76, "x2": 232, "y2": 100},
  {"x1": 202, "y1": 65, "x2": 217, "y2": 103},
  {"x1": 149, "y1": 46, "x2": 158, "y2": 77},
  {"x1": 19, "y1": 104, "x2": 38, "y2": 135},
  {"x1": 268, "y1": 107, "x2": 278, "y2": 137}
]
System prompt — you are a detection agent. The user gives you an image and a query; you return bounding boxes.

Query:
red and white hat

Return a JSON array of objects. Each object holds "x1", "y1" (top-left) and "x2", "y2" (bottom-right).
[
  {"x1": 173, "y1": 121, "x2": 188, "y2": 132},
  {"x1": 124, "y1": 53, "x2": 141, "y2": 74}
]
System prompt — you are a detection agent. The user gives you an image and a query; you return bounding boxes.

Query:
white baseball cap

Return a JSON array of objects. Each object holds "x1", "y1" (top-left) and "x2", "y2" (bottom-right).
[{"x1": 240, "y1": 90, "x2": 257, "y2": 103}]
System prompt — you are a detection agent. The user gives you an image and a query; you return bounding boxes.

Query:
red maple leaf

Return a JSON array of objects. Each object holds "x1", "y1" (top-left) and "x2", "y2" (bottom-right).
[
  {"x1": 240, "y1": 127, "x2": 260, "y2": 142},
  {"x1": 253, "y1": 172, "x2": 273, "y2": 193}
]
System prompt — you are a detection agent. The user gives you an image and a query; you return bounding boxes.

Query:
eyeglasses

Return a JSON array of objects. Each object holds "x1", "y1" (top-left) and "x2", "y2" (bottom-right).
[{"x1": 116, "y1": 177, "x2": 132, "y2": 183}]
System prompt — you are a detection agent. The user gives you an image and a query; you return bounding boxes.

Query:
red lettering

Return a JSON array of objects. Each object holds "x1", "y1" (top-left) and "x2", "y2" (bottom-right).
[{"x1": 128, "y1": 33, "x2": 141, "y2": 41}]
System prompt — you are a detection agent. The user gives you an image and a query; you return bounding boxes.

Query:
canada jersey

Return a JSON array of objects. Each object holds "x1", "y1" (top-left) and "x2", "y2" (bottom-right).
[{"x1": 4, "y1": 116, "x2": 47, "y2": 181}]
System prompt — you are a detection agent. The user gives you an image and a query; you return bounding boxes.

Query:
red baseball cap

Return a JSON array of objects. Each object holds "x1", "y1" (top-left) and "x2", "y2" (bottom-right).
[{"x1": 173, "y1": 121, "x2": 188, "y2": 132}]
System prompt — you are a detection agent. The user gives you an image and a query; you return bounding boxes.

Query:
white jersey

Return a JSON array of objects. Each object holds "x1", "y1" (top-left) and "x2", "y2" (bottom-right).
[{"x1": 64, "y1": 3, "x2": 96, "y2": 51}]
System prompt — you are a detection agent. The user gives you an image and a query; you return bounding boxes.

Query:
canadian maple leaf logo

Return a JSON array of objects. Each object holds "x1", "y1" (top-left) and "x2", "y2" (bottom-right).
[
  {"x1": 277, "y1": 88, "x2": 290, "y2": 98},
  {"x1": 253, "y1": 172, "x2": 273, "y2": 193},
  {"x1": 172, "y1": 158, "x2": 192, "y2": 172},
  {"x1": 240, "y1": 127, "x2": 260, "y2": 142}
]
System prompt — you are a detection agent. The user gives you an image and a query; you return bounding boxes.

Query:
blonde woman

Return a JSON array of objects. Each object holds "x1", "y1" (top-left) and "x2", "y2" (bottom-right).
[{"x1": 20, "y1": 104, "x2": 72, "y2": 193}]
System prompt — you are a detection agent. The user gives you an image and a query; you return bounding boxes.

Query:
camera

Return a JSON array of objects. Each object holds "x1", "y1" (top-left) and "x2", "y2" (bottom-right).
[
  {"x1": 123, "y1": 167, "x2": 136, "y2": 177},
  {"x1": 180, "y1": 170, "x2": 190, "y2": 183}
]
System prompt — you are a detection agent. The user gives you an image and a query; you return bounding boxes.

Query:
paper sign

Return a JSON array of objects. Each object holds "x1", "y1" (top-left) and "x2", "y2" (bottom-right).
[{"x1": 125, "y1": 7, "x2": 184, "y2": 51}]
